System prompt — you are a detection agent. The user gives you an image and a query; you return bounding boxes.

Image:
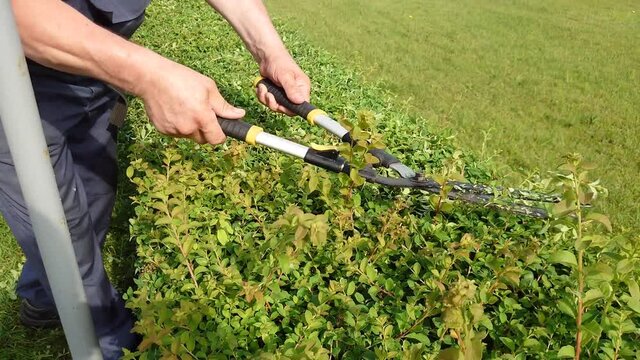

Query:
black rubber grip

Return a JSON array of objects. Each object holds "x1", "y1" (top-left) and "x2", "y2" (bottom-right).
[
  {"x1": 304, "y1": 149, "x2": 350, "y2": 174},
  {"x1": 257, "y1": 78, "x2": 316, "y2": 119},
  {"x1": 218, "y1": 118, "x2": 252, "y2": 141},
  {"x1": 341, "y1": 132, "x2": 353, "y2": 145},
  {"x1": 368, "y1": 148, "x2": 401, "y2": 167}
]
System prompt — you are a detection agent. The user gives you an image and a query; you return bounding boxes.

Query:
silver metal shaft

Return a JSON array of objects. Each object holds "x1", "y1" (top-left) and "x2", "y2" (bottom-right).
[{"x1": 0, "y1": 2, "x2": 102, "y2": 359}]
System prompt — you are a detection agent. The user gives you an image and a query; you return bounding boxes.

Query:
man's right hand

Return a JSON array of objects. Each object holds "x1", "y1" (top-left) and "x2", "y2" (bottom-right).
[{"x1": 137, "y1": 58, "x2": 245, "y2": 145}]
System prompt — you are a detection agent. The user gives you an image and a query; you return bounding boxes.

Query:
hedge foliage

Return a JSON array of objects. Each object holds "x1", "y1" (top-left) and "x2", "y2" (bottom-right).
[{"x1": 122, "y1": 1, "x2": 640, "y2": 358}]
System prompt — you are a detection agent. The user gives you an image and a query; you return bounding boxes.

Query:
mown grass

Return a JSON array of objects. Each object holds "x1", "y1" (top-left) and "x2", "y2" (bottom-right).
[{"x1": 265, "y1": 0, "x2": 640, "y2": 232}]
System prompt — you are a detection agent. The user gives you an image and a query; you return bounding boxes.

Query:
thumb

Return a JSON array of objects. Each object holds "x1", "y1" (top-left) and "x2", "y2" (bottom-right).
[
  {"x1": 211, "y1": 93, "x2": 245, "y2": 120},
  {"x1": 279, "y1": 73, "x2": 309, "y2": 105}
]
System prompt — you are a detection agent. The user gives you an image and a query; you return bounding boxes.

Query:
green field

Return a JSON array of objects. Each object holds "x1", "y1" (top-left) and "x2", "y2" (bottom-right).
[{"x1": 266, "y1": 0, "x2": 640, "y2": 231}]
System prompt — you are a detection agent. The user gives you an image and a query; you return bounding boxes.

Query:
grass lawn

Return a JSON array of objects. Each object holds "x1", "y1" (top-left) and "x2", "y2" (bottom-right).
[{"x1": 265, "y1": 0, "x2": 640, "y2": 232}]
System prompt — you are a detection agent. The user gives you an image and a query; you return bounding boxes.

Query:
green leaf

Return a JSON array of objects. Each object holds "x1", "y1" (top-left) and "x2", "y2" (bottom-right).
[
  {"x1": 580, "y1": 235, "x2": 609, "y2": 248},
  {"x1": 126, "y1": 166, "x2": 134, "y2": 178},
  {"x1": 557, "y1": 345, "x2": 575, "y2": 358},
  {"x1": 627, "y1": 279, "x2": 640, "y2": 299},
  {"x1": 469, "y1": 303, "x2": 484, "y2": 324},
  {"x1": 442, "y1": 308, "x2": 463, "y2": 329},
  {"x1": 368, "y1": 286, "x2": 379, "y2": 299},
  {"x1": 278, "y1": 254, "x2": 291, "y2": 273},
  {"x1": 217, "y1": 228, "x2": 229, "y2": 245},
  {"x1": 499, "y1": 337, "x2": 515, "y2": 352},
  {"x1": 366, "y1": 265, "x2": 378, "y2": 281},
  {"x1": 437, "y1": 347, "x2": 461, "y2": 360},
  {"x1": 550, "y1": 250, "x2": 577, "y2": 268},
  {"x1": 183, "y1": 237, "x2": 194, "y2": 256},
  {"x1": 626, "y1": 296, "x2": 640, "y2": 314},
  {"x1": 585, "y1": 263, "x2": 614, "y2": 283},
  {"x1": 154, "y1": 217, "x2": 172, "y2": 226},
  {"x1": 557, "y1": 298, "x2": 576, "y2": 319},
  {"x1": 364, "y1": 152, "x2": 380, "y2": 165},
  {"x1": 583, "y1": 288, "x2": 604, "y2": 308},
  {"x1": 304, "y1": 310, "x2": 314, "y2": 324},
  {"x1": 582, "y1": 320, "x2": 602, "y2": 345},
  {"x1": 616, "y1": 259, "x2": 634, "y2": 275},
  {"x1": 412, "y1": 262, "x2": 421, "y2": 276},
  {"x1": 346, "y1": 282, "x2": 356, "y2": 296},
  {"x1": 465, "y1": 334, "x2": 484, "y2": 360},
  {"x1": 194, "y1": 266, "x2": 208, "y2": 275},
  {"x1": 620, "y1": 319, "x2": 637, "y2": 334},
  {"x1": 523, "y1": 338, "x2": 542, "y2": 349},
  {"x1": 500, "y1": 267, "x2": 521, "y2": 286},
  {"x1": 405, "y1": 332, "x2": 430, "y2": 344},
  {"x1": 585, "y1": 213, "x2": 612, "y2": 232},
  {"x1": 349, "y1": 168, "x2": 365, "y2": 186},
  {"x1": 308, "y1": 173, "x2": 319, "y2": 192}
]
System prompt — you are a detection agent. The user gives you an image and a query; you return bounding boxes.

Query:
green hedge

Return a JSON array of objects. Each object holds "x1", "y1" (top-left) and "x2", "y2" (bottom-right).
[{"x1": 122, "y1": 1, "x2": 639, "y2": 359}]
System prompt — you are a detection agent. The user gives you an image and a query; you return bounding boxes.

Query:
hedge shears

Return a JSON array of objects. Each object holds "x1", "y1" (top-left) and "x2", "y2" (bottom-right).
[{"x1": 217, "y1": 78, "x2": 560, "y2": 218}]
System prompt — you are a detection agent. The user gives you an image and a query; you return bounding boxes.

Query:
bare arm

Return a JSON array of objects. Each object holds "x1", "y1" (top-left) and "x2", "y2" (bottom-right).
[
  {"x1": 207, "y1": 0, "x2": 311, "y2": 113},
  {"x1": 13, "y1": 0, "x2": 154, "y2": 95},
  {"x1": 12, "y1": 0, "x2": 244, "y2": 145},
  {"x1": 207, "y1": 0, "x2": 286, "y2": 65}
]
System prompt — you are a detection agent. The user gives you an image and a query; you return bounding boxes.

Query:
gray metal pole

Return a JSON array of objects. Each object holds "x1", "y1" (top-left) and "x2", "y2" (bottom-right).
[{"x1": 0, "y1": 2, "x2": 102, "y2": 359}]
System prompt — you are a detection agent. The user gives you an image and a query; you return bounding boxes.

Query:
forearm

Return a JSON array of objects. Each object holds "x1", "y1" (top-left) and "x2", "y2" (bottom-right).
[
  {"x1": 206, "y1": 0, "x2": 288, "y2": 64},
  {"x1": 12, "y1": 0, "x2": 163, "y2": 96}
]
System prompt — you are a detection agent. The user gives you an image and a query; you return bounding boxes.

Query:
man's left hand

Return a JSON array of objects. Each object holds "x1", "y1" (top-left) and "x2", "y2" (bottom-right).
[{"x1": 256, "y1": 52, "x2": 310, "y2": 116}]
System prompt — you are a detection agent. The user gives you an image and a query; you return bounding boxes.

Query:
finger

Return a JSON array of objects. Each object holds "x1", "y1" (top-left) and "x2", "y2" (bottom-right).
[
  {"x1": 201, "y1": 114, "x2": 226, "y2": 145},
  {"x1": 210, "y1": 89, "x2": 245, "y2": 119},
  {"x1": 276, "y1": 104, "x2": 295, "y2": 117},
  {"x1": 257, "y1": 83, "x2": 269, "y2": 105},
  {"x1": 257, "y1": 83, "x2": 293, "y2": 115},
  {"x1": 279, "y1": 72, "x2": 311, "y2": 104},
  {"x1": 191, "y1": 130, "x2": 206, "y2": 144},
  {"x1": 265, "y1": 93, "x2": 280, "y2": 113}
]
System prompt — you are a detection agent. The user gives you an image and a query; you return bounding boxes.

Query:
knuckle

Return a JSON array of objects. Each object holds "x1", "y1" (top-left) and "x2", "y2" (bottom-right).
[
  {"x1": 211, "y1": 133, "x2": 226, "y2": 145},
  {"x1": 176, "y1": 122, "x2": 197, "y2": 136}
]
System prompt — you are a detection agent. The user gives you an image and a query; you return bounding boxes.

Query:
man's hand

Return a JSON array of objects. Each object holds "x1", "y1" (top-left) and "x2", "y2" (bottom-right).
[
  {"x1": 138, "y1": 58, "x2": 245, "y2": 145},
  {"x1": 257, "y1": 52, "x2": 311, "y2": 116},
  {"x1": 207, "y1": 0, "x2": 311, "y2": 116}
]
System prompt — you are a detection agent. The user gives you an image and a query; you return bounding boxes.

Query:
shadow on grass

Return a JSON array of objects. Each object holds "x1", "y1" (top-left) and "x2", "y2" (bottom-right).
[{"x1": 0, "y1": 300, "x2": 70, "y2": 359}]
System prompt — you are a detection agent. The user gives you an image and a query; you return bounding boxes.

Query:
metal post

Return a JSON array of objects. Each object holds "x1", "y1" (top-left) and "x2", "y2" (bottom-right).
[{"x1": 0, "y1": 2, "x2": 102, "y2": 359}]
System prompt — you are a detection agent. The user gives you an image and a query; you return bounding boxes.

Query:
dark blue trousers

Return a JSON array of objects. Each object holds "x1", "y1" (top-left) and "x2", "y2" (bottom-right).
[{"x1": 0, "y1": 69, "x2": 137, "y2": 359}]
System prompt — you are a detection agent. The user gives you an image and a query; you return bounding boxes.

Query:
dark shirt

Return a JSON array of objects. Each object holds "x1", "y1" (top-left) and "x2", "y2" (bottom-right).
[
  {"x1": 85, "y1": 0, "x2": 150, "y2": 23},
  {"x1": 65, "y1": 0, "x2": 151, "y2": 26}
]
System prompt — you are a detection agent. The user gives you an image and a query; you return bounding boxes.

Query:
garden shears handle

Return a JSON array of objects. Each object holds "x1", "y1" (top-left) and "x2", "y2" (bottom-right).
[
  {"x1": 218, "y1": 117, "x2": 350, "y2": 174},
  {"x1": 254, "y1": 77, "x2": 417, "y2": 179}
]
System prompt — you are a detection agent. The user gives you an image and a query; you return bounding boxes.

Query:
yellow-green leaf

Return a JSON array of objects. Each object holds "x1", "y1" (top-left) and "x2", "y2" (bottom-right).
[
  {"x1": 586, "y1": 213, "x2": 612, "y2": 232},
  {"x1": 438, "y1": 347, "x2": 462, "y2": 360},
  {"x1": 550, "y1": 250, "x2": 578, "y2": 268},
  {"x1": 217, "y1": 228, "x2": 229, "y2": 245},
  {"x1": 583, "y1": 288, "x2": 604, "y2": 308},
  {"x1": 557, "y1": 345, "x2": 575, "y2": 358},
  {"x1": 126, "y1": 166, "x2": 134, "y2": 178}
]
